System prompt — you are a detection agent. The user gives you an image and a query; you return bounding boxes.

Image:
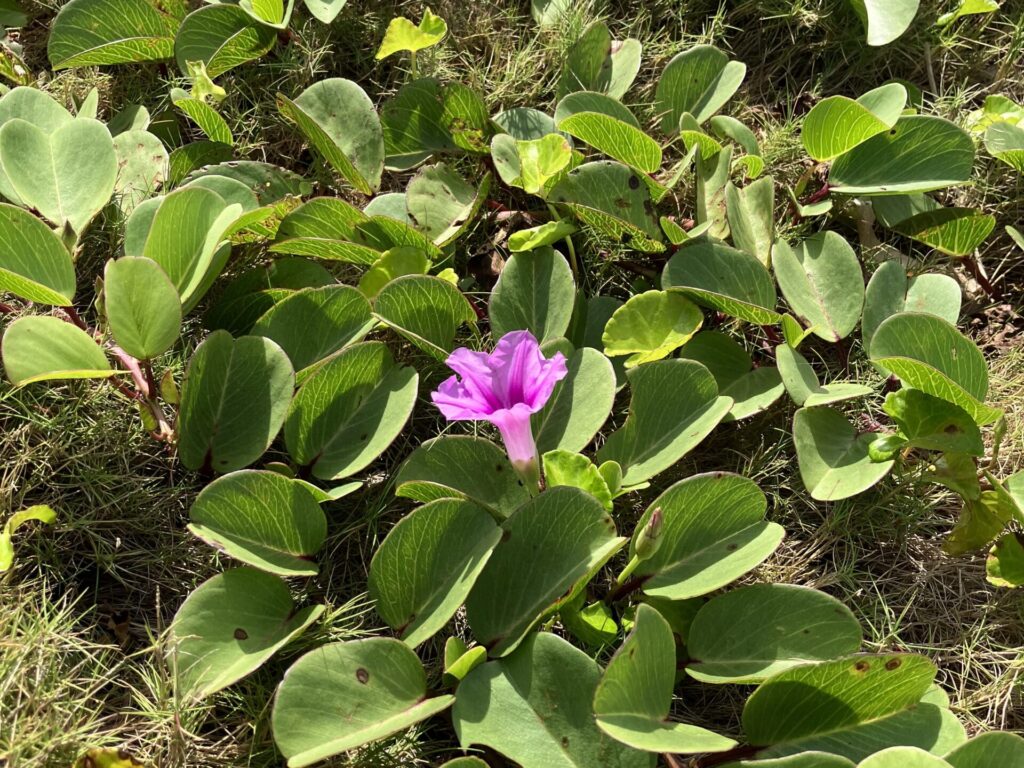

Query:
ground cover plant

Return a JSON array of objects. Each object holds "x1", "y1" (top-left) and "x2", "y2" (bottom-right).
[{"x1": 1, "y1": 0, "x2": 1023, "y2": 766}]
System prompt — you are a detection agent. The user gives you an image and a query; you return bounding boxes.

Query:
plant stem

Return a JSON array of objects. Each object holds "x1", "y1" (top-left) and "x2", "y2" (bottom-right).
[
  {"x1": 547, "y1": 204, "x2": 578, "y2": 276},
  {"x1": 615, "y1": 555, "x2": 641, "y2": 587},
  {"x1": 410, "y1": 50, "x2": 418, "y2": 80},
  {"x1": 962, "y1": 254, "x2": 1000, "y2": 300}
]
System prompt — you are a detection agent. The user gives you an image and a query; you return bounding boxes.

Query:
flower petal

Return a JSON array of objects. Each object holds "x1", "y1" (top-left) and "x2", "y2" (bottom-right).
[
  {"x1": 488, "y1": 403, "x2": 538, "y2": 468},
  {"x1": 431, "y1": 374, "x2": 493, "y2": 420},
  {"x1": 524, "y1": 350, "x2": 568, "y2": 410}
]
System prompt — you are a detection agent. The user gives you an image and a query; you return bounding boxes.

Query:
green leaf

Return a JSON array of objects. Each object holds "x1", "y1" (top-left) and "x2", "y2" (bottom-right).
[
  {"x1": 558, "y1": 111, "x2": 662, "y2": 173},
  {"x1": 679, "y1": 332, "x2": 785, "y2": 421},
  {"x1": 726, "y1": 755, "x2": 856, "y2": 768},
  {"x1": 277, "y1": 78, "x2": 384, "y2": 195},
  {"x1": 494, "y1": 106, "x2": 558, "y2": 140},
  {"x1": 862, "y1": 262, "x2": 961, "y2": 355},
  {"x1": 628, "y1": 472, "x2": 784, "y2": 599},
  {"x1": 188, "y1": 469, "x2": 326, "y2": 576},
  {"x1": 103, "y1": 257, "x2": 182, "y2": 360},
  {"x1": 876, "y1": 200, "x2": 996, "y2": 257},
  {"x1": 272, "y1": 638, "x2": 454, "y2": 768},
  {"x1": 830, "y1": 116, "x2": 974, "y2": 195},
  {"x1": 602, "y1": 290, "x2": 703, "y2": 368},
  {"x1": 597, "y1": 360, "x2": 732, "y2": 485},
  {"x1": 937, "y1": 0, "x2": 1000, "y2": 26},
  {"x1": 453, "y1": 632, "x2": 653, "y2": 768},
  {"x1": 491, "y1": 132, "x2": 573, "y2": 195},
  {"x1": 555, "y1": 91, "x2": 640, "y2": 128},
  {"x1": 2, "y1": 315, "x2": 111, "y2": 386},
  {"x1": 168, "y1": 140, "x2": 233, "y2": 185},
  {"x1": 726, "y1": 177, "x2": 774, "y2": 266},
  {"x1": 870, "y1": 312, "x2": 1000, "y2": 425},
  {"x1": 556, "y1": 21, "x2": 641, "y2": 101},
  {"x1": 986, "y1": 532, "x2": 1024, "y2": 587},
  {"x1": 549, "y1": 161, "x2": 664, "y2": 253},
  {"x1": 489, "y1": 247, "x2": 575, "y2": 344},
  {"x1": 184, "y1": 160, "x2": 311, "y2": 204},
  {"x1": 772, "y1": 232, "x2": 864, "y2": 342},
  {"x1": 542, "y1": 450, "x2": 613, "y2": 510},
  {"x1": 466, "y1": 486, "x2": 626, "y2": 657},
  {"x1": 849, "y1": 0, "x2": 921, "y2": 46},
  {"x1": 444, "y1": 637, "x2": 487, "y2": 682},
  {"x1": 883, "y1": 389, "x2": 983, "y2": 455},
  {"x1": 0, "y1": 203, "x2": 75, "y2": 305},
  {"x1": 858, "y1": 748, "x2": 952, "y2": 768},
  {"x1": 395, "y1": 436, "x2": 531, "y2": 519},
  {"x1": 375, "y1": 7, "x2": 447, "y2": 59},
  {"x1": 378, "y1": 78, "x2": 456, "y2": 170},
  {"x1": 655, "y1": 45, "x2": 746, "y2": 132},
  {"x1": 0, "y1": 504, "x2": 56, "y2": 573},
  {"x1": 238, "y1": 0, "x2": 295, "y2": 29},
  {"x1": 405, "y1": 163, "x2": 489, "y2": 245},
  {"x1": 801, "y1": 84, "x2": 906, "y2": 161},
  {"x1": 984, "y1": 121, "x2": 1024, "y2": 172},
  {"x1": 284, "y1": 342, "x2": 417, "y2": 479},
  {"x1": 369, "y1": 498, "x2": 502, "y2": 647},
  {"x1": 172, "y1": 89, "x2": 232, "y2": 145},
  {"x1": 533, "y1": 346, "x2": 616, "y2": 454},
  {"x1": 174, "y1": 4, "x2": 276, "y2": 77},
  {"x1": 302, "y1": 0, "x2": 347, "y2": 24},
  {"x1": 47, "y1": 0, "x2": 177, "y2": 69},
  {"x1": 0, "y1": 1, "x2": 27, "y2": 27},
  {"x1": 743, "y1": 652, "x2": 936, "y2": 745},
  {"x1": 793, "y1": 407, "x2": 895, "y2": 501},
  {"x1": 170, "y1": 567, "x2": 323, "y2": 700},
  {"x1": 112, "y1": 129, "x2": 168, "y2": 214},
  {"x1": 270, "y1": 196, "x2": 377, "y2": 263},
  {"x1": 0, "y1": 116, "x2": 116, "y2": 234},
  {"x1": 663, "y1": 240, "x2": 780, "y2": 324},
  {"x1": 251, "y1": 285, "x2": 374, "y2": 373},
  {"x1": 594, "y1": 604, "x2": 736, "y2": 753},
  {"x1": 944, "y1": 732, "x2": 1024, "y2": 767},
  {"x1": 177, "y1": 331, "x2": 294, "y2": 473},
  {"x1": 125, "y1": 186, "x2": 242, "y2": 313},
  {"x1": 686, "y1": 584, "x2": 863, "y2": 684},
  {"x1": 374, "y1": 274, "x2": 476, "y2": 359},
  {"x1": 776, "y1": 344, "x2": 873, "y2": 407},
  {"x1": 509, "y1": 219, "x2": 577, "y2": 252}
]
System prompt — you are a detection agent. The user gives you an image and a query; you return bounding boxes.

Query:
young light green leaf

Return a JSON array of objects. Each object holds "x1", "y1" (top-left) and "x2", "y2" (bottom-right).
[
  {"x1": 284, "y1": 342, "x2": 418, "y2": 479},
  {"x1": 491, "y1": 133, "x2": 572, "y2": 195},
  {"x1": 508, "y1": 219, "x2": 578, "y2": 252},
  {"x1": 0, "y1": 203, "x2": 75, "y2": 305},
  {"x1": 558, "y1": 111, "x2": 662, "y2": 173},
  {"x1": 628, "y1": 472, "x2": 783, "y2": 599},
  {"x1": 177, "y1": 331, "x2": 294, "y2": 473},
  {"x1": 686, "y1": 584, "x2": 863, "y2": 684},
  {"x1": 489, "y1": 248, "x2": 575, "y2": 344},
  {"x1": 793, "y1": 407, "x2": 895, "y2": 501},
  {"x1": 103, "y1": 257, "x2": 182, "y2": 360},
  {"x1": 358, "y1": 246, "x2": 430, "y2": 299},
  {"x1": 369, "y1": 498, "x2": 502, "y2": 647},
  {"x1": 170, "y1": 567, "x2": 323, "y2": 700},
  {"x1": 466, "y1": 486, "x2": 626, "y2": 657},
  {"x1": 602, "y1": 290, "x2": 703, "y2": 368},
  {"x1": 0, "y1": 504, "x2": 56, "y2": 572},
  {"x1": 986, "y1": 532, "x2": 1024, "y2": 588},
  {"x1": 542, "y1": 450, "x2": 613, "y2": 510},
  {"x1": 47, "y1": 0, "x2": 177, "y2": 70},
  {"x1": 272, "y1": 638, "x2": 454, "y2": 768},
  {"x1": 375, "y1": 7, "x2": 447, "y2": 60},
  {"x1": 2, "y1": 315, "x2": 111, "y2": 386},
  {"x1": 937, "y1": 0, "x2": 1000, "y2": 27},
  {"x1": 655, "y1": 44, "x2": 746, "y2": 132}
]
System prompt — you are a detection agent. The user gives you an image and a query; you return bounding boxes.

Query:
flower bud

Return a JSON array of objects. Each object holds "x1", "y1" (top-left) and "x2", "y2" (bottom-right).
[{"x1": 635, "y1": 507, "x2": 663, "y2": 561}]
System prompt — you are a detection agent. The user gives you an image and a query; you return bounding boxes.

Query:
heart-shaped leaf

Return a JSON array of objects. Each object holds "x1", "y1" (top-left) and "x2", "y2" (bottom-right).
[
  {"x1": 3, "y1": 315, "x2": 111, "y2": 386},
  {"x1": 175, "y1": 4, "x2": 276, "y2": 77},
  {"x1": 170, "y1": 567, "x2": 323, "y2": 700},
  {"x1": 375, "y1": 7, "x2": 447, "y2": 59},
  {"x1": 369, "y1": 498, "x2": 502, "y2": 647},
  {"x1": 272, "y1": 638, "x2": 454, "y2": 768},
  {"x1": 453, "y1": 632, "x2": 653, "y2": 768},
  {"x1": 533, "y1": 346, "x2": 616, "y2": 454},
  {"x1": 542, "y1": 451, "x2": 613, "y2": 510},
  {"x1": 627, "y1": 472, "x2": 784, "y2": 599},
  {"x1": 277, "y1": 78, "x2": 384, "y2": 195},
  {"x1": 374, "y1": 274, "x2": 476, "y2": 359},
  {"x1": 597, "y1": 359, "x2": 732, "y2": 485},
  {"x1": 284, "y1": 341, "x2": 417, "y2": 479},
  {"x1": 489, "y1": 247, "x2": 575, "y2": 343},
  {"x1": 869, "y1": 312, "x2": 1000, "y2": 424},
  {"x1": 48, "y1": 0, "x2": 177, "y2": 69},
  {"x1": 595, "y1": 604, "x2": 736, "y2": 753},
  {"x1": 103, "y1": 257, "x2": 182, "y2": 360},
  {"x1": 251, "y1": 284, "x2": 374, "y2": 373},
  {"x1": 655, "y1": 45, "x2": 746, "y2": 132},
  {"x1": 0, "y1": 203, "x2": 75, "y2": 305},
  {"x1": 686, "y1": 584, "x2": 863, "y2": 684},
  {"x1": 663, "y1": 240, "x2": 779, "y2": 325},
  {"x1": 395, "y1": 436, "x2": 532, "y2": 519},
  {"x1": 793, "y1": 406, "x2": 895, "y2": 501},
  {"x1": 772, "y1": 232, "x2": 864, "y2": 342},
  {"x1": 466, "y1": 486, "x2": 626, "y2": 657},
  {"x1": 0, "y1": 116, "x2": 117, "y2": 234},
  {"x1": 603, "y1": 290, "x2": 703, "y2": 367},
  {"x1": 177, "y1": 331, "x2": 294, "y2": 473},
  {"x1": 829, "y1": 116, "x2": 974, "y2": 195},
  {"x1": 188, "y1": 469, "x2": 326, "y2": 576}
]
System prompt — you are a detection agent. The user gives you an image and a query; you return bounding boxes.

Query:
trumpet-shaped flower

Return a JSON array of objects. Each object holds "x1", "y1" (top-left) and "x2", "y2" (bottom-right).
[{"x1": 431, "y1": 331, "x2": 568, "y2": 483}]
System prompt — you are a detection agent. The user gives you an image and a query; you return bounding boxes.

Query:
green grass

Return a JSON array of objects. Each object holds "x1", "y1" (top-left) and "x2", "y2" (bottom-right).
[{"x1": 2, "y1": 0, "x2": 1024, "y2": 766}]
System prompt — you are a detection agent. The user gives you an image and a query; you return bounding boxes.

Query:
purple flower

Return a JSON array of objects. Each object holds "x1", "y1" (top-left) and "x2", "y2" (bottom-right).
[{"x1": 432, "y1": 331, "x2": 568, "y2": 480}]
